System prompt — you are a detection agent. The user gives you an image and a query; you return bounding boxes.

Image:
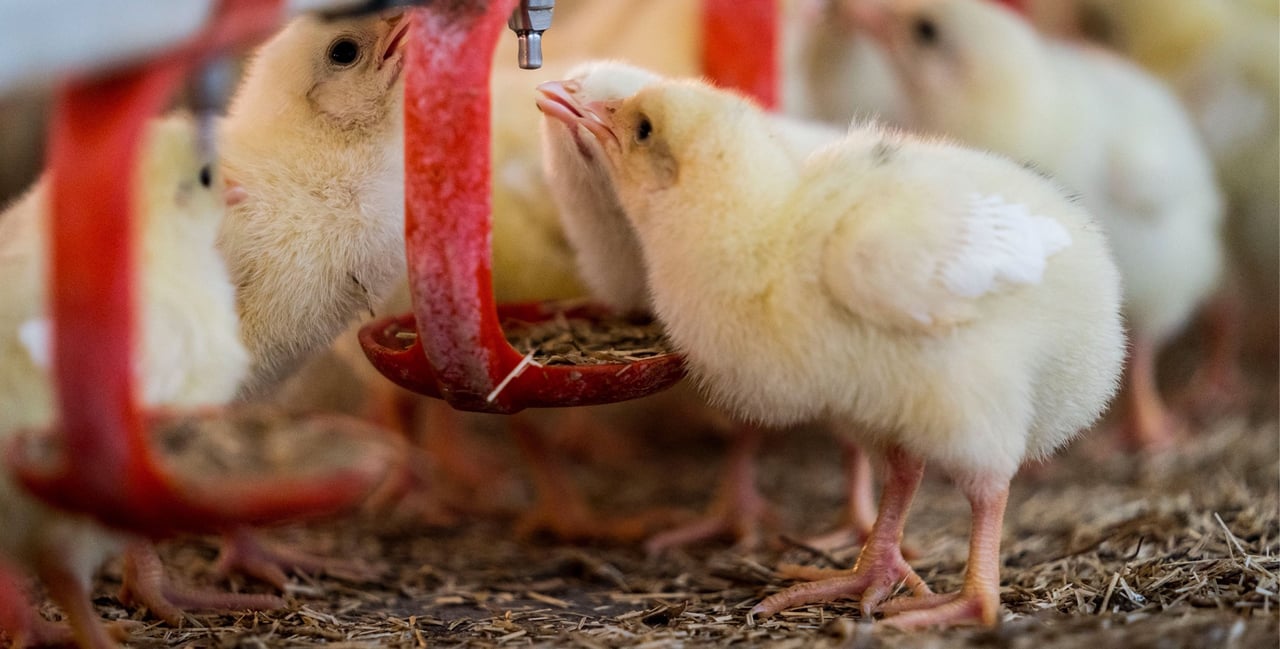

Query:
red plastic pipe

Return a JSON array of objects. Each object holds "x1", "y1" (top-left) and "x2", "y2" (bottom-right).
[
  {"x1": 403, "y1": 0, "x2": 519, "y2": 406},
  {"x1": 701, "y1": 0, "x2": 779, "y2": 109},
  {"x1": 363, "y1": 0, "x2": 686, "y2": 414},
  {"x1": 9, "y1": 0, "x2": 386, "y2": 537}
]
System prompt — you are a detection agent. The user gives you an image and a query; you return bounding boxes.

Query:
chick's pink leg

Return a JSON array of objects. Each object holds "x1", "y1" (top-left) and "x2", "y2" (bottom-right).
[
  {"x1": 0, "y1": 558, "x2": 133, "y2": 649},
  {"x1": 34, "y1": 559, "x2": 126, "y2": 649},
  {"x1": 879, "y1": 477, "x2": 1008, "y2": 628},
  {"x1": 1119, "y1": 336, "x2": 1182, "y2": 451},
  {"x1": 546, "y1": 407, "x2": 643, "y2": 468},
  {"x1": 417, "y1": 401, "x2": 511, "y2": 493},
  {"x1": 513, "y1": 417, "x2": 683, "y2": 543},
  {"x1": 119, "y1": 542, "x2": 283, "y2": 626},
  {"x1": 645, "y1": 423, "x2": 776, "y2": 554},
  {"x1": 752, "y1": 446, "x2": 930, "y2": 619},
  {"x1": 805, "y1": 440, "x2": 877, "y2": 551},
  {"x1": 1180, "y1": 291, "x2": 1250, "y2": 419},
  {"x1": 0, "y1": 562, "x2": 42, "y2": 648}
]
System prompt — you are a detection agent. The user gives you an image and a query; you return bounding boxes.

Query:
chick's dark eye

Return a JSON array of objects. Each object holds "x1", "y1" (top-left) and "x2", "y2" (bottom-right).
[
  {"x1": 636, "y1": 116, "x2": 653, "y2": 143},
  {"x1": 198, "y1": 165, "x2": 213, "y2": 189},
  {"x1": 328, "y1": 38, "x2": 360, "y2": 66},
  {"x1": 913, "y1": 17, "x2": 938, "y2": 45}
]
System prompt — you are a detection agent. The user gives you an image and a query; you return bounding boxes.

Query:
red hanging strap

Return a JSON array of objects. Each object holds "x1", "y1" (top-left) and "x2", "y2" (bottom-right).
[{"x1": 701, "y1": 0, "x2": 779, "y2": 109}]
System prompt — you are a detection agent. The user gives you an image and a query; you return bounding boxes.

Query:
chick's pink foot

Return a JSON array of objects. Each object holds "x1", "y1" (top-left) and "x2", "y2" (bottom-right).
[
  {"x1": 0, "y1": 562, "x2": 124, "y2": 649},
  {"x1": 646, "y1": 425, "x2": 777, "y2": 554},
  {"x1": 215, "y1": 528, "x2": 381, "y2": 589},
  {"x1": 878, "y1": 481, "x2": 1008, "y2": 629},
  {"x1": 119, "y1": 542, "x2": 284, "y2": 626},
  {"x1": 30, "y1": 559, "x2": 135, "y2": 649},
  {"x1": 753, "y1": 448, "x2": 930, "y2": 619}
]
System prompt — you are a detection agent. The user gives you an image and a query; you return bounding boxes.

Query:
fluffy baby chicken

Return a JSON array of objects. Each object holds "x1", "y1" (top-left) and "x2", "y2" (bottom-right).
[
  {"x1": 1028, "y1": 0, "x2": 1279, "y2": 363},
  {"x1": 554, "y1": 77, "x2": 1125, "y2": 627},
  {"x1": 0, "y1": 116, "x2": 254, "y2": 648},
  {"x1": 218, "y1": 11, "x2": 411, "y2": 396},
  {"x1": 540, "y1": 61, "x2": 887, "y2": 551},
  {"x1": 857, "y1": 0, "x2": 1224, "y2": 449}
]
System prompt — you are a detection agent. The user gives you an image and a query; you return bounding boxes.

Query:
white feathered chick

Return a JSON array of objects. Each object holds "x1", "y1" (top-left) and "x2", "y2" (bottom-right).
[
  {"x1": 0, "y1": 116, "x2": 250, "y2": 648},
  {"x1": 218, "y1": 11, "x2": 411, "y2": 396},
  {"x1": 539, "y1": 61, "x2": 888, "y2": 552},
  {"x1": 1028, "y1": 0, "x2": 1279, "y2": 358},
  {"x1": 557, "y1": 77, "x2": 1125, "y2": 627},
  {"x1": 856, "y1": 0, "x2": 1225, "y2": 449}
]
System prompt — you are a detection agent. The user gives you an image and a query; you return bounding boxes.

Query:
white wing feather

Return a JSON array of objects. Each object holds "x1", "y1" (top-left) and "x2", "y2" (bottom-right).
[
  {"x1": 941, "y1": 193, "x2": 1072, "y2": 298},
  {"x1": 822, "y1": 192, "x2": 1071, "y2": 332}
]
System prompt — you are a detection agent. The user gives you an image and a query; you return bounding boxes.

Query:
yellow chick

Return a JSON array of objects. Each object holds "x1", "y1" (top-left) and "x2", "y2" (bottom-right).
[
  {"x1": 218, "y1": 11, "x2": 411, "y2": 396},
  {"x1": 539, "y1": 61, "x2": 890, "y2": 552},
  {"x1": 0, "y1": 116, "x2": 255, "y2": 648},
  {"x1": 858, "y1": 0, "x2": 1225, "y2": 450},
  {"x1": 541, "y1": 59, "x2": 846, "y2": 317},
  {"x1": 556, "y1": 77, "x2": 1125, "y2": 627}
]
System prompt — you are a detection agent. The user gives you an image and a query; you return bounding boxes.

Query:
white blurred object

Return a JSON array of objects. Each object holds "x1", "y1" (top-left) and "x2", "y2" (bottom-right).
[{"x1": 0, "y1": 0, "x2": 366, "y2": 95}]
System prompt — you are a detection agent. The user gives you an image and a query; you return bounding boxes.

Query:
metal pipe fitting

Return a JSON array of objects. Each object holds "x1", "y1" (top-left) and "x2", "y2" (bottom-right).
[{"x1": 506, "y1": 0, "x2": 554, "y2": 69}]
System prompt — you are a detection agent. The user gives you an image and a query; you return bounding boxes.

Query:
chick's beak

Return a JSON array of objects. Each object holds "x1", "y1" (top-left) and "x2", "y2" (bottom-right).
[
  {"x1": 536, "y1": 81, "x2": 620, "y2": 150},
  {"x1": 379, "y1": 13, "x2": 412, "y2": 67},
  {"x1": 844, "y1": 0, "x2": 895, "y2": 47}
]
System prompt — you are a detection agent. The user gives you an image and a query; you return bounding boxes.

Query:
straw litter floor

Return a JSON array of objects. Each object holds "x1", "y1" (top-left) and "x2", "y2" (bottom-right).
[{"x1": 45, "y1": 366, "x2": 1280, "y2": 648}]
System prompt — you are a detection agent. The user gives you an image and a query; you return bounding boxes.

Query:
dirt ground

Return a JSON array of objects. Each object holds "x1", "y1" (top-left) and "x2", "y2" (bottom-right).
[{"x1": 52, "y1": 359, "x2": 1280, "y2": 648}]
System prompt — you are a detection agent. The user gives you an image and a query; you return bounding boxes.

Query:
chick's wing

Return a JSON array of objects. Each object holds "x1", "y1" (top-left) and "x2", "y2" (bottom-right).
[{"x1": 816, "y1": 171, "x2": 1071, "y2": 334}]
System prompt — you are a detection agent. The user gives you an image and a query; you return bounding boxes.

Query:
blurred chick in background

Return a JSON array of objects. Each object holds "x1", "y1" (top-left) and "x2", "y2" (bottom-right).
[
  {"x1": 557, "y1": 75, "x2": 1124, "y2": 628},
  {"x1": 1025, "y1": 0, "x2": 1280, "y2": 389},
  {"x1": 218, "y1": 11, "x2": 411, "y2": 397},
  {"x1": 0, "y1": 116, "x2": 277, "y2": 649},
  {"x1": 783, "y1": 0, "x2": 911, "y2": 128},
  {"x1": 854, "y1": 0, "x2": 1225, "y2": 451}
]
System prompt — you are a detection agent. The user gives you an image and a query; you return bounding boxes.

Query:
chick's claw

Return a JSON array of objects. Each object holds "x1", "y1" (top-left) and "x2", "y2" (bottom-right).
[
  {"x1": 879, "y1": 589, "x2": 1000, "y2": 630},
  {"x1": 6, "y1": 617, "x2": 135, "y2": 649},
  {"x1": 119, "y1": 543, "x2": 284, "y2": 626},
  {"x1": 215, "y1": 529, "x2": 383, "y2": 590},
  {"x1": 752, "y1": 549, "x2": 931, "y2": 619},
  {"x1": 646, "y1": 426, "x2": 777, "y2": 554}
]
